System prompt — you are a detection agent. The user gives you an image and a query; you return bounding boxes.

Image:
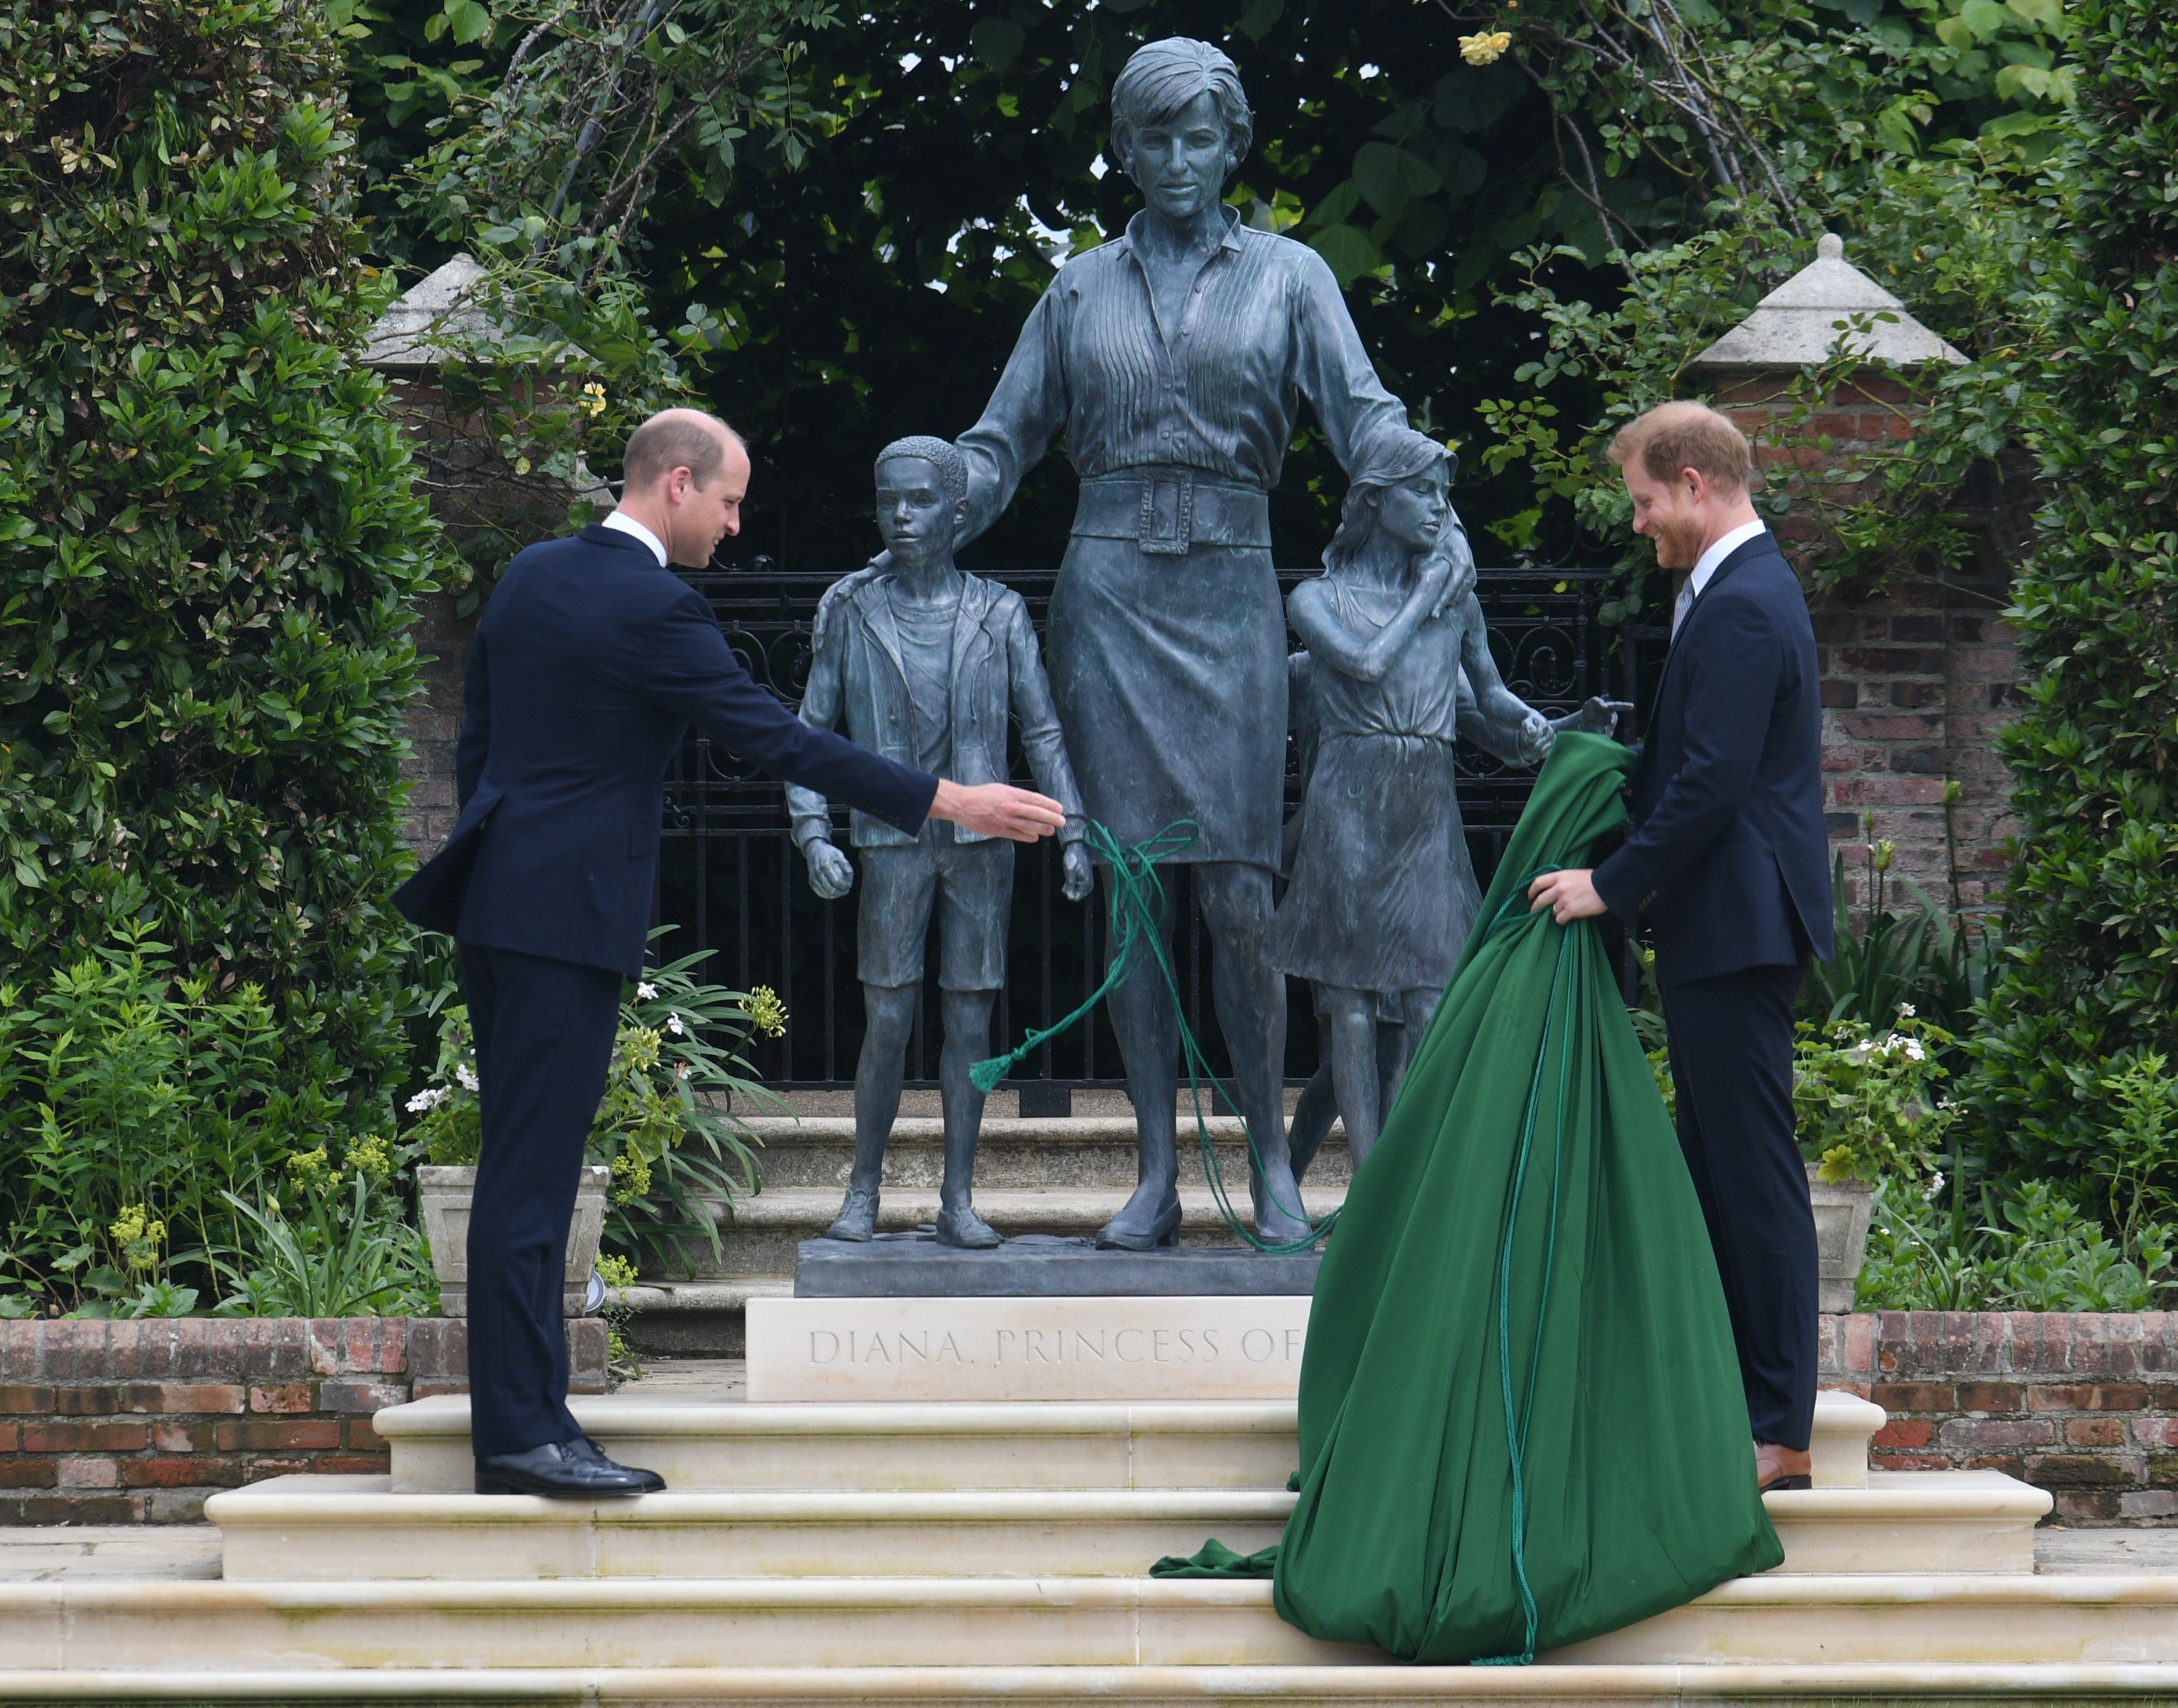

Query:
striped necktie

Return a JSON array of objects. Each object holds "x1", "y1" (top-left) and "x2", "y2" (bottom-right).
[{"x1": 1671, "y1": 576, "x2": 1696, "y2": 640}]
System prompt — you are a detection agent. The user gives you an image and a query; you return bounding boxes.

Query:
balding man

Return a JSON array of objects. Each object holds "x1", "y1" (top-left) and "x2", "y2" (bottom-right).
[
  {"x1": 397, "y1": 409, "x2": 1064, "y2": 1497},
  {"x1": 1526, "y1": 401, "x2": 1831, "y2": 1493}
]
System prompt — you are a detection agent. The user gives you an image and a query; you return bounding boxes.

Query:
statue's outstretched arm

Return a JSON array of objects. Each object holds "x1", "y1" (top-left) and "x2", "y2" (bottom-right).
[{"x1": 956, "y1": 286, "x2": 1071, "y2": 552}]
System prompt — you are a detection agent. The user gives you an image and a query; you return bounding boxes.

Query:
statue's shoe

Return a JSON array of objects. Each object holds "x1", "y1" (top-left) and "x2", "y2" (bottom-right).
[
  {"x1": 1094, "y1": 1195, "x2": 1182, "y2": 1251},
  {"x1": 934, "y1": 1204, "x2": 1003, "y2": 1249},
  {"x1": 1250, "y1": 1172, "x2": 1313, "y2": 1247},
  {"x1": 476, "y1": 1439, "x2": 663, "y2": 1497},
  {"x1": 826, "y1": 1188, "x2": 879, "y2": 1241}
]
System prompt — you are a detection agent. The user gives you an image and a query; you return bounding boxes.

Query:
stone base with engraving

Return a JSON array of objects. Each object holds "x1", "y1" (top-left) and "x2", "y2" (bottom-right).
[
  {"x1": 794, "y1": 1231, "x2": 1321, "y2": 1298},
  {"x1": 744, "y1": 1293, "x2": 1313, "y2": 1402}
]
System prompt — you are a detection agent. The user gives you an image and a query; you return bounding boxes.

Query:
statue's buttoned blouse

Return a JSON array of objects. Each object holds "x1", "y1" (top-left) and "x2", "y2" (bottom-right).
[
  {"x1": 951, "y1": 209, "x2": 1416, "y2": 868},
  {"x1": 959, "y1": 209, "x2": 1411, "y2": 515}
]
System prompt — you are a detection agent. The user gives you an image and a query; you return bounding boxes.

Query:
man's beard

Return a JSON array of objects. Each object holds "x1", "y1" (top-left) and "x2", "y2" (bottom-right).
[{"x1": 1652, "y1": 516, "x2": 1704, "y2": 570}]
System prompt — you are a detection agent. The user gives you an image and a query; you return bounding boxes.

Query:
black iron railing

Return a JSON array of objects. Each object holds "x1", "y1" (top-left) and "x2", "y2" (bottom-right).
[{"x1": 653, "y1": 563, "x2": 1648, "y2": 1088}]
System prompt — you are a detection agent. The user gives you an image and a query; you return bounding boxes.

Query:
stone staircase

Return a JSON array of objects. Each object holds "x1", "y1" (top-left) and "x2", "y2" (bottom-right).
[
  {"x1": 624, "y1": 1111, "x2": 1355, "y2": 1355},
  {"x1": 6, "y1": 1388, "x2": 2177, "y2": 1699}
]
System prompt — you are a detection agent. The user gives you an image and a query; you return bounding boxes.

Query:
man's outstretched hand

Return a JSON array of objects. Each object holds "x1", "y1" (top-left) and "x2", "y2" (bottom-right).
[
  {"x1": 929, "y1": 779, "x2": 1066, "y2": 843},
  {"x1": 1528, "y1": 867, "x2": 1609, "y2": 925}
]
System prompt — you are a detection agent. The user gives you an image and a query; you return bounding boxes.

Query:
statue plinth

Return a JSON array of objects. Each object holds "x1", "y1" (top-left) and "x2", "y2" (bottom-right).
[{"x1": 794, "y1": 1233, "x2": 1321, "y2": 1299}]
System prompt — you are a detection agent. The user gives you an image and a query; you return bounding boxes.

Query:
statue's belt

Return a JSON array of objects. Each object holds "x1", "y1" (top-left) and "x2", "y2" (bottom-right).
[{"x1": 1072, "y1": 467, "x2": 1271, "y2": 557}]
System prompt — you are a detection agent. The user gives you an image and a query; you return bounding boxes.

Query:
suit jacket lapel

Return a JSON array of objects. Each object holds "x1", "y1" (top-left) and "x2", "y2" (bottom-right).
[{"x1": 1655, "y1": 531, "x2": 1777, "y2": 698}]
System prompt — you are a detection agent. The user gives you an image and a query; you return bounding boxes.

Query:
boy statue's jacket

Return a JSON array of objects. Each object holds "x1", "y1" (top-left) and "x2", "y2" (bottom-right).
[{"x1": 788, "y1": 571, "x2": 1086, "y2": 849}]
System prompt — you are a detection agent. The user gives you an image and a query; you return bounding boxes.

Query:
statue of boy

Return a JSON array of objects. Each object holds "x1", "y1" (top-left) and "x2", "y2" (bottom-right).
[
  {"x1": 788, "y1": 436, "x2": 1093, "y2": 1248},
  {"x1": 1265, "y1": 429, "x2": 1620, "y2": 1170}
]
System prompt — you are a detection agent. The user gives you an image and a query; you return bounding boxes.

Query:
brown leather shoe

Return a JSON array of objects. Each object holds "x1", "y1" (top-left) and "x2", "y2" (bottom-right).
[{"x1": 1755, "y1": 1439, "x2": 1812, "y2": 1492}]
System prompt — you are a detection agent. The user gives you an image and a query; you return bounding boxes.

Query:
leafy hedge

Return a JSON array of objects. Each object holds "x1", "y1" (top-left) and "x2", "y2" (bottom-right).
[
  {"x1": 0, "y1": 2, "x2": 436, "y2": 1205},
  {"x1": 1968, "y1": 0, "x2": 2178, "y2": 1174}
]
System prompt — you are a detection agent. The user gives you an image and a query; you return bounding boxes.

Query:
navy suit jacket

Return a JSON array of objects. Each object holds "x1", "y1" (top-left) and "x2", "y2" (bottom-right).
[
  {"x1": 1591, "y1": 530, "x2": 1834, "y2": 982},
  {"x1": 394, "y1": 525, "x2": 939, "y2": 978}
]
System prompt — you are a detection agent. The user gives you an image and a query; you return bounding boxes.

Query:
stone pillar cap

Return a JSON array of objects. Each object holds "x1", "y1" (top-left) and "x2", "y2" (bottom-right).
[
  {"x1": 362, "y1": 253, "x2": 590, "y2": 372},
  {"x1": 1690, "y1": 232, "x2": 1967, "y2": 371}
]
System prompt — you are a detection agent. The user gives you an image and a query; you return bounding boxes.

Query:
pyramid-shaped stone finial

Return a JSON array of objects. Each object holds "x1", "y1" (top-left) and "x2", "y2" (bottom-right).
[
  {"x1": 1690, "y1": 233, "x2": 1966, "y2": 371},
  {"x1": 361, "y1": 254, "x2": 497, "y2": 372}
]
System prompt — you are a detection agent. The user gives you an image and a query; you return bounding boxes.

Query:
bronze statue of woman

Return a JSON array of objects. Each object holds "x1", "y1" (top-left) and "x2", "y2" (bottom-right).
[{"x1": 898, "y1": 38, "x2": 1423, "y2": 1248}]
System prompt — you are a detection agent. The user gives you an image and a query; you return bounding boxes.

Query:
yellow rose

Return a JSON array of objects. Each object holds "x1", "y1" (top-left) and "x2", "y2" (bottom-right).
[{"x1": 1459, "y1": 30, "x2": 1512, "y2": 65}]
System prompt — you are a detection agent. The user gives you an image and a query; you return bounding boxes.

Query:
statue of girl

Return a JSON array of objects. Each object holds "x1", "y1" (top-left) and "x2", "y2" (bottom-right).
[{"x1": 1266, "y1": 432, "x2": 1563, "y2": 1169}]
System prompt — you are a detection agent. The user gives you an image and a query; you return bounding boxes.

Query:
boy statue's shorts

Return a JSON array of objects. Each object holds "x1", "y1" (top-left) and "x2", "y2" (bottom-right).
[{"x1": 855, "y1": 834, "x2": 1016, "y2": 992}]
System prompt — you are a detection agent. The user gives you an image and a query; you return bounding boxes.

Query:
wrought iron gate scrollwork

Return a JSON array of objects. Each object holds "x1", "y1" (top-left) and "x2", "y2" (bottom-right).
[{"x1": 653, "y1": 561, "x2": 1638, "y2": 1089}]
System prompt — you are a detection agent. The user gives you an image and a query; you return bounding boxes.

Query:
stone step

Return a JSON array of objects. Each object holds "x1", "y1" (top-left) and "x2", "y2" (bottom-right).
[
  {"x1": 680, "y1": 1188, "x2": 1352, "y2": 1281},
  {"x1": 377, "y1": 1393, "x2": 1888, "y2": 1496},
  {"x1": 4, "y1": 1572, "x2": 2175, "y2": 1673},
  {"x1": 730, "y1": 1116, "x2": 1358, "y2": 1194},
  {"x1": 211, "y1": 1477, "x2": 1294, "y2": 1581},
  {"x1": 4, "y1": 1662, "x2": 2177, "y2": 1703},
  {"x1": 375, "y1": 1397, "x2": 1303, "y2": 1495},
  {"x1": 205, "y1": 1468, "x2": 2048, "y2": 1583}
]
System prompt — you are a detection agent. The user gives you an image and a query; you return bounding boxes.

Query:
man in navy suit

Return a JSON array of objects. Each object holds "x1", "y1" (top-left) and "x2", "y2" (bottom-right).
[
  {"x1": 396, "y1": 409, "x2": 1064, "y2": 1496},
  {"x1": 1527, "y1": 401, "x2": 1832, "y2": 1492}
]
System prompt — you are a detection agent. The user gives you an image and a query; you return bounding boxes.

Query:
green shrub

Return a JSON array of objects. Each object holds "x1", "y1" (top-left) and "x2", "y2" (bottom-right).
[
  {"x1": 0, "y1": 4, "x2": 439, "y2": 1173},
  {"x1": 1968, "y1": 0, "x2": 2178, "y2": 1182},
  {"x1": 1794, "y1": 1010, "x2": 1956, "y2": 1188},
  {"x1": 0, "y1": 916, "x2": 298, "y2": 1313}
]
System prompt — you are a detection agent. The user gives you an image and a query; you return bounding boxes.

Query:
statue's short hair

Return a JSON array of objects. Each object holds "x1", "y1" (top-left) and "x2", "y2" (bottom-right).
[
  {"x1": 875, "y1": 435, "x2": 966, "y2": 502},
  {"x1": 621, "y1": 408, "x2": 743, "y2": 492},
  {"x1": 1109, "y1": 38, "x2": 1253, "y2": 172},
  {"x1": 1608, "y1": 401, "x2": 1753, "y2": 494}
]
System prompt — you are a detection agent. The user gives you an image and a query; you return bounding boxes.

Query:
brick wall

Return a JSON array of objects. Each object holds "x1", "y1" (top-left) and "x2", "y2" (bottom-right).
[
  {"x1": 399, "y1": 589, "x2": 476, "y2": 865},
  {"x1": 1716, "y1": 372, "x2": 2033, "y2": 910},
  {"x1": 0, "y1": 1317, "x2": 605, "y2": 1524},
  {"x1": 1822, "y1": 1311, "x2": 2178, "y2": 1523}
]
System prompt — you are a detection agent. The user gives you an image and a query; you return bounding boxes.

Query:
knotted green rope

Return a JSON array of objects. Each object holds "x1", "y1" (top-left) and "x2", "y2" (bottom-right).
[
  {"x1": 971, "y1": 819, "x2": 1335, "y2": 1254},
  {"x1": 1472, "y1": 868, "x2": 1575, "y2": 1667}
]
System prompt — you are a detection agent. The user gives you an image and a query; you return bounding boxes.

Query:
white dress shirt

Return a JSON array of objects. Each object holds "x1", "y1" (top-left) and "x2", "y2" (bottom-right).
[
  {"x1": 1671, "y1": 519, "x2": 1769, "y2": 639},
  {"x1": 601, "y1": 510, "x2": 668, "y2": 566}
]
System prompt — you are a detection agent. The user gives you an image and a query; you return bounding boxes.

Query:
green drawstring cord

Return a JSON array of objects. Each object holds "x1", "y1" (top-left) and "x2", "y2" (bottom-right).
[
  {"x1": 970, "y1": 819, "x2": 1336, "y2": 1254},
  {"x1": 1473, "y1": 866, "x2": 1576, "y2": 1667}
]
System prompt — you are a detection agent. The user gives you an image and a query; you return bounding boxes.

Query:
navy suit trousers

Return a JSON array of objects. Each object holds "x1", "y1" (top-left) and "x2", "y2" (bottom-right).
[
  {"x1": 1659, "y1": 960, "x2": 1818, "y2": 1451},
  {"x1": 459, "y1": 942, "x2": 623, "y2": 1460}
]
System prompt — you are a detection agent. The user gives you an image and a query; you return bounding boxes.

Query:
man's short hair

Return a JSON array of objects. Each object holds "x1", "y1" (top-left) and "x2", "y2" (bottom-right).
[
  {"x1": 875, "y1": 435, "x2": 966, "y2": 502},
  {"x1": 621, "y1": 409, "x2": 741, "y2": 493},
  {"x1": 1109, "y1": 38, "x2": 1253, "y2": 171},
  {"x1": 1608, "y1": 401, "x2": 1753, "y2": 494}
]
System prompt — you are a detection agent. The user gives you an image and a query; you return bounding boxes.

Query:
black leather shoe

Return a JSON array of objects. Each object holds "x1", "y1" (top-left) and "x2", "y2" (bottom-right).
[
  {"x1": 476, "y1": 1438, "x2": 664, "y2": 1497},
  {"x1": 563, "y1": 1434, "x2": 666, "y2": 1492}
]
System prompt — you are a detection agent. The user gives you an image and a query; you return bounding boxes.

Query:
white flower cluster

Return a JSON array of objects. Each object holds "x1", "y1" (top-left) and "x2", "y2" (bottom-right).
[
  {"x1": 406, "y1": 1085, "x2": 448, "y2": 1114},
  {"x1": 1853, "y1": 1032, "x2": 1926, "y2": 1062},
  {"x1": 456, "y1": 1063, "x2": 481, "y2": 1090},
  {"x1": 1922, "y1": 1169, "x2": 1946, "y2": 1201},
  {"x1": 637, "y1": 981, "x2": 658, "y2": 1000},
  {"x1": 666, "y1": 1013, "x2": 685, "y2": 1036}
]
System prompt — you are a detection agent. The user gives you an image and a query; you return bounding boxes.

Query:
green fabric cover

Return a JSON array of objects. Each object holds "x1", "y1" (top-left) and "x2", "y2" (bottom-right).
[{"x1": 1151, "y1": 733, "x2": 1782, "y2": 1662}]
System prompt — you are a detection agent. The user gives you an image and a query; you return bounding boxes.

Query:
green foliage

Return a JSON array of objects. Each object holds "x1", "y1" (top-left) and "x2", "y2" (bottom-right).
[
  {"x1": 0, "y1": 918, "x2": 298, "y2": 1314},
  {"x1": 338, "y1": 0, "x2": 841, "y2": 594},
  {"x1": 1859, "y1": 1177, "x2": 2173, "y2": 1311},
  {"x1": 0, "y1": 3, "x2": 439, "y2": 1166},
  {"x1": 404, "y1": 939, "x2": 788, "y2": 1272},
  {"x1": 1966, "y1": 0, "x2": 2178, "y2": 1182},
  {"x1": 1793, "y1": 1010, "x2": 1956, "y2": 1184},
  {"x1": 212, "y1": 1170, "x2": 438, "y2": 1318},
  {"x1": 1803, "y1": 843, "x2": 1999, "y2": 1039}
]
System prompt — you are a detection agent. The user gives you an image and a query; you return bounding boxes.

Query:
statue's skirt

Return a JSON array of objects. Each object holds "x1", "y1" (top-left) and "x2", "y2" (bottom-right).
[{"x1": 1047, "y1": 531, "x2": 1286, "y2": 870}]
